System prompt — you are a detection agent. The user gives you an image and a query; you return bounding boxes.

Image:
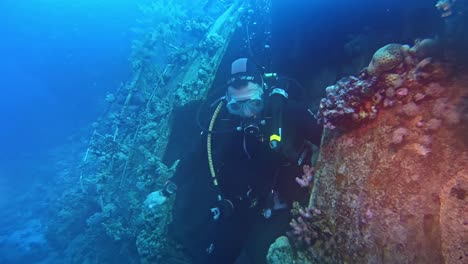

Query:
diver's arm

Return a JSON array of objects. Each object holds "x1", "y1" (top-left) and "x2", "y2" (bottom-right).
[
  {"x1": 296, "y1": 103, "x2": 323, "y2": 146},
  {"x1": 164, "y1": 136, "x2": 208, "y2": 195}
]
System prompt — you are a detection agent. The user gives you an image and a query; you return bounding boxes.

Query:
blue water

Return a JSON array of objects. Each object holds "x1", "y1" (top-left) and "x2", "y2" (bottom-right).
[
  {"x1": 0, "y1": 0, "x2": 447, "y2": 263},
  {"x1": 0, "y1": 1, "x2": 139, "y2": 262},
  {"x1": 0, "y1": 0, "x2": 138, "y2": 188}
]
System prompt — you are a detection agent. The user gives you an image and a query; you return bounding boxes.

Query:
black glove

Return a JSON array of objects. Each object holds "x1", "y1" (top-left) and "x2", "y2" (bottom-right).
[{"x1": 210, "y1": 199, "x2": 234, "y2": 221}]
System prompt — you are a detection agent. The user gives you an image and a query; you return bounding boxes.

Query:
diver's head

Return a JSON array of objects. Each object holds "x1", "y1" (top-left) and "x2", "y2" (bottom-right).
[
  {"x1": 226, "y1": 82, "x2": 264, "y2": 118},
  {"x1": 225, "y1": 58, "x2": 264, "y2": 118}
]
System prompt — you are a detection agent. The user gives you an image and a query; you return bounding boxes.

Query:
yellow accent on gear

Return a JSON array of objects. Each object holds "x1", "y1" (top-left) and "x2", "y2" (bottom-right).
[
  {"x1": 270, "y1": 134, "x2": 281, "y2": 143},
  {"x1": 207, "y1": 101, "x2": 224, "y2": 196}
]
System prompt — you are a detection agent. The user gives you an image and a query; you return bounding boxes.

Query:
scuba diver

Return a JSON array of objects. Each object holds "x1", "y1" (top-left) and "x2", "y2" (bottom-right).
[
  {"x1": 435, "y1": 0, "x2": 468, "y2": 62},
  {"x1": 436, "y1": 0, "x2": 467, "y2": 33},
  {"x1": 158, "y1": 58, "x2": 322, "y2": 264}
]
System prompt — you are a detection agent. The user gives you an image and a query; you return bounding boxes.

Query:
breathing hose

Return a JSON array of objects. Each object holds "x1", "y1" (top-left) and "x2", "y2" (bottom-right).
[{"x1": 207, "y1": 100, "x2": 225, "y2": 201}]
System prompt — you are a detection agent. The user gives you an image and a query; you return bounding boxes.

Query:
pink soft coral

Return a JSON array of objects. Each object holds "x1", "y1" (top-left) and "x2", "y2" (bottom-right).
[
  {"x1": 288, "y1": 206, "x2": 328, "y2": 248},
  {"x1": 433, "y1": 98, "x2": 461, "y2": 125},
  {"x1": 391, "y1": 127, "x2": 409, "y2": 144},
  {"x1": 296, "y1": 165, "x2": 314, "y2": 187}
]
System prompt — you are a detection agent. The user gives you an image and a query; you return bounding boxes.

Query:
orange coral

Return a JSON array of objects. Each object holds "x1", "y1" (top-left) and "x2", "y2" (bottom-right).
[{"x1": 380, "y1": 73, "x2": 403, "y2": 89}]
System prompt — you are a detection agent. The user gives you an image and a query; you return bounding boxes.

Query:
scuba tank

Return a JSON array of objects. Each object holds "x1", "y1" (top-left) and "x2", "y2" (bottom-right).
[{"x1": 267, "y1": 87, "x2": 288, "y2": 150}]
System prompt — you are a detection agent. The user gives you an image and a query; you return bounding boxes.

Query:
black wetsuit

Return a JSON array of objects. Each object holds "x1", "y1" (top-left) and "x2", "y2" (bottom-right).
[{"x1": 169, "y1": 99, "x2": 322, "y2": 264}]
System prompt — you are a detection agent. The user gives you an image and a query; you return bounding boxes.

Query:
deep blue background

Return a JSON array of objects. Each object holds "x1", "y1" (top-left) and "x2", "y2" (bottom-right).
[
  {"x1": 271, "y1": 0, "x2": 440, "y2": 83},
  {"x1": 0, "y1": 0, "x2": 139, "y2": 193}
]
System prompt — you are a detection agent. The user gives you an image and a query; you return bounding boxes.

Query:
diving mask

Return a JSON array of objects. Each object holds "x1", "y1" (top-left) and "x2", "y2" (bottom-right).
[{"x1": 226, "y1": 83, "x2": 264, "y2": 117}]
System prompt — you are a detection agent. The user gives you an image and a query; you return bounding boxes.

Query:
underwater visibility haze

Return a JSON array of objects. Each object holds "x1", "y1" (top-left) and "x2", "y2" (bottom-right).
[{"x1": 0, "y1": 0, "x2": 467, "y2": 263}]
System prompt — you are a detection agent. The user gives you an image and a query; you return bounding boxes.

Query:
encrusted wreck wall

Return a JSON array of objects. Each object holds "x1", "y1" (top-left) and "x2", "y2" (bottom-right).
[
  {"x1": 308, "y1": 77, "x2": 468, "y2": 263},
  {"x1": 268, "y1": 37, "x2": 468, "y2": 263}
]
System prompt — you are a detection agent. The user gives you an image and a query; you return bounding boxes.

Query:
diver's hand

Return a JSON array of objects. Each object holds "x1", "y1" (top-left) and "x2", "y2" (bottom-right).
[
  {"x1": 144, "y1": 181, "x2": 178, "y2": 209},
  {"x1": 144, "y1": 190, "x2": 167, "y2": 209}
]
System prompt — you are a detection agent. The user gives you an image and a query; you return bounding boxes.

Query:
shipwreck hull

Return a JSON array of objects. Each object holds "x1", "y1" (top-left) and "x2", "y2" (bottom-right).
[{"x1": 308, "y1": 77, "x2": 468, "y2": 263}]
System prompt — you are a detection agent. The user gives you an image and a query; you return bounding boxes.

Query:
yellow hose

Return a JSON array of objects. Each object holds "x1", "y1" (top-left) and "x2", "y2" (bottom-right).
[{"x1": 207, "y1": 101, "x2": 224, "y2": 200}]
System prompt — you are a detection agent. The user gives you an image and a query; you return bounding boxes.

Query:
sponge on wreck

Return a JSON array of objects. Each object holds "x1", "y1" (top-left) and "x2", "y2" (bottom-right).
[{"x1": 367, "y1": 44, "x2": 404, "y2": 76}]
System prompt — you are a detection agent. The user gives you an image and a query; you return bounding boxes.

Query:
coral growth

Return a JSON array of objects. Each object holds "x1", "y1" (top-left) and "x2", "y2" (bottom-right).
[
  {"x1": 367, "y1": 44, "x2": 405, "y2": 76},
  {"x1": 381, "y1": 73, "x2": 403, "y2": 88},
  {"x1": 425, "y1": 82, "x2": 446, "y2": 97},
  {"x1": 425, "y1": 118, "x2": 443, "y2": 131},
  {"x1": 288, "y1": 206, "x2": 329, "y2": 247},
  {"x1": 391, "y1": 127, "x2": 409, "y2": 144},
  {"x1": 317, "y1": 76, "x2": 377, "y2": 129},
  {"x1": 266, "y1": 236, "x2": 295, "y2": 264},
  {"x1": 409, "y1": 38, "x2": 440, "y2": 59},
  {"x1": 317, "y1": 39, "x2": 452, "y2": 130},
  {"x1": 295, "y1": 165, "x2": 314, "y2": 188},
  {"x1": 286, "y1": 205, "x2": 339, "y2": 262},
  {"x1": 398, "y1": 102, "x2": 420, "y2": 117},
  {"x1": 432, "y1": 97, "x2": 461, "y2": 125},
  {"x1": 309, "y1": 72, "x2": 467, "y2": 263}
]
